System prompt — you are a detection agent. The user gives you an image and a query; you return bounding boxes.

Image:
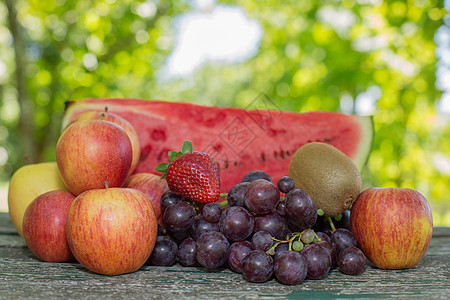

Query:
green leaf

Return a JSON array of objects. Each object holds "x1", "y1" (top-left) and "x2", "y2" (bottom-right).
[
  {"x1": 155, "y1": 163, "x2": 169, "y2": 174},
  {"x1": 168, "y1": 151, "x2": 182, "y2": 161},
  {"x1": 181, "y1": 140, "x2": 193, "y2": 154}
]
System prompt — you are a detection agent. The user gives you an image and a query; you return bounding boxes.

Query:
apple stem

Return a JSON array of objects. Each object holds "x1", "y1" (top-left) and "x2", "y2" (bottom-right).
[
  {"x1": 326, "y1": 216, "x2": 337, "y2": 233},
  {"x1": 104, "y1": 181, "x2": 109, "y2": 189},
  {"x1": 99, "y1": 113, "x2": 105, "y2": 121}
]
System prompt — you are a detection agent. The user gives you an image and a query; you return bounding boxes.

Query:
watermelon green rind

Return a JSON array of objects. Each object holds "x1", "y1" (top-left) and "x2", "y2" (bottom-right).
[
  {"x1": 62, "y1": 99, "x2": 166, "y2": 129},
  {"x1": 351, "y1": 115, "x2": 374, "y2": 170},
  {"x1": 62, "y1": 98, "x2": 374, "y2": 193}
]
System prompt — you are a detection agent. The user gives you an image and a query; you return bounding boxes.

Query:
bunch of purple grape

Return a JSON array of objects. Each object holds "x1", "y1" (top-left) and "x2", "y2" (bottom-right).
[{"x1": 150, "y1": 170, "x2": 367, "y2": 285}]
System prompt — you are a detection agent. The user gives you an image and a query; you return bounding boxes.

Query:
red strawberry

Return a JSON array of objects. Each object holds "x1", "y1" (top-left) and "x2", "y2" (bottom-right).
[{"x1": 156, "y1": 141, "x2": 220, "y2": 204}]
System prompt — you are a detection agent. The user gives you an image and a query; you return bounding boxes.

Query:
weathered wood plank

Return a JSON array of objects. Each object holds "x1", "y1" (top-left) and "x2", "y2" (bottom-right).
[
  {"x1": 1, "y1": 213, "x2": 449, "y2": 299},
  {"x1": 1, "y1": 246, "x2": 449, "y2": 299}
]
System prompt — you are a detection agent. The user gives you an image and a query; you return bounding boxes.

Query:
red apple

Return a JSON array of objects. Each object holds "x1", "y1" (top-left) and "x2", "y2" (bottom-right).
[
  {"x1": 56, "y1": 119, "x2": 132, "y2": 195},
  {"x1": 350, "y1": 187, "x2": 433, "y2": 269},
  {"x1": 22, "y1": 190, "x2": 76, "y2": 262},
  {"x1": 66, "y1": 187, "x2": 158, "y2": 276},
  {"x1": 125, "y1": 172, "x2": 169, "y2": 225},
  {"x1": 69, "y1": 111, "x2": 140, "y2": 177}
]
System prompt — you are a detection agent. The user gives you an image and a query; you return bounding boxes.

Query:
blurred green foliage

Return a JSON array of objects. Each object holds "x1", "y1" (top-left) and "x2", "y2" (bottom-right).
[{"x1": 0, "y1": 0, "x2": 449, "y2": 224}]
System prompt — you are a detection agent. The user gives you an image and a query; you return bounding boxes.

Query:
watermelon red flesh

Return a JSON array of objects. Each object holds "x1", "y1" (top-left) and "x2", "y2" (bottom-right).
[{"x1": 63, "y1": 98, "x2": 373, "y2": 193}]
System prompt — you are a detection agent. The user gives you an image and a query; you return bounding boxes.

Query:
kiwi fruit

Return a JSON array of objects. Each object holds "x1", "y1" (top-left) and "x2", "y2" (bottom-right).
[{"x1": 288, "y1": 142, "x2": 362, "y2": 217}]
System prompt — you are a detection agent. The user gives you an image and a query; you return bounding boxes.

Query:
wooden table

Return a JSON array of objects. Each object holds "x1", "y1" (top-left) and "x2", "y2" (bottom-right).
[{"x1": 1, "y1": 212, "x2": 449, "y2": 299}]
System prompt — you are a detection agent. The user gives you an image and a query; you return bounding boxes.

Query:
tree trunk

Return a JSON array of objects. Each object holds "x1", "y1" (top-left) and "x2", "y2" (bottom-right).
[{"x1": 6, "y1": 0, "x2": 37, "y2": 165}]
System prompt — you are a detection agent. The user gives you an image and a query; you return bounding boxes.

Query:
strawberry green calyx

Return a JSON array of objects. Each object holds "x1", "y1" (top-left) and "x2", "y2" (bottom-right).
[
  {"x1": 181, "y1": 140, "x2": 193, "y2": 153},
  {"x1": 156, "y1": 140, "x2": 193, "y2": 179},
  {"x1": 155, "y1": 163, "x2": 169, "y2": 178},
  {"x1": 155, "y1": 140, "x2": 220, "y2": 204}
]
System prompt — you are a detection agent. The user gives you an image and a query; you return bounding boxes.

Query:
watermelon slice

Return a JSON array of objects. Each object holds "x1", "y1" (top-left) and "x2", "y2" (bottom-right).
[{"x1": 63, "y1": 98, "x2": 373, "y2": 193}]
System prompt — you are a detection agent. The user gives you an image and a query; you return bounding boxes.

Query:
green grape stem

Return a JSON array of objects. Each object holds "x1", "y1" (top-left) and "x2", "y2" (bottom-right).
[
  {"x1": 333, "y1": 214, "x2": 343, "y2": 222},
  {"x1": 218, "y1": 200, "x2": 228, "y2": 207},
  {"x1": 267, "y1": 229, "x2": 318, "y2": 255},
  {"x1": 218, "y1": 194, "x2": 228, "y2": 207},
  {"x1": 326, "y1": 216, "x2": 337, "y2": 233},
  {"x1": 314, "y1": 232, "x2": 323, "y2": 242}
]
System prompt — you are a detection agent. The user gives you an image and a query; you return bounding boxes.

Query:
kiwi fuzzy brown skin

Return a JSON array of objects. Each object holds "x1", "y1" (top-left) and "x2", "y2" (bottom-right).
[{"x1": 288, "y1": 142, "x2": 362, "y2": 217}]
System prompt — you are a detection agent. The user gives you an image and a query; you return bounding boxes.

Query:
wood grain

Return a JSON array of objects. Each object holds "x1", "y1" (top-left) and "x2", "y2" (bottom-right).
[{"x1": 1, "y1": 213, "x2": 449, "y2": 299}]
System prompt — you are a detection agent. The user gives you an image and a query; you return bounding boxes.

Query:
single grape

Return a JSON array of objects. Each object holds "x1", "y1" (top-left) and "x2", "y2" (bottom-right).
[
  {"x1": 163, "y1": 200, "x2": 195, "y2": 232},
  {"x1": 160, "y1": 191, "x2": 182, "y2": 213},
  {"x1": 177, "y1": 237, "x2": 199, "y2": 267},
  {"x1": 202, "y1": 202, "x2": 222, "y2": 223},
  {"x1": 147, "y1": 236, "x2": 178, "y2": 266},
  {"x1": 287, "y1": 215, "x2": 317, "y2": 233},
  {"x1": 300, "y1": 229, "x2": 315, "y2": 244},
  {"x1": 300, "y1": 243, "x2": 332, "y2": 279},
  {"x1": 244, "y1": 179, "x2": 280, "y2": 215},
  {"x1": 228, "y1": 241, "x2": 253, "y2": 273},
  {"x1": 251, "y1": 230, "x2": 273, "y2": 251},
  {"x1": 241, "y1": 250, "x2": 274, "y2": 283},
  {"x1": 219, "y1": 206, "x2": 254, "y2": 242},
  {"x1": 196, "y1": 231, "x2": 230, "y2": 269},
  {"x1": 227, "y1": 182, "x2": 250, "y2": 207},
  {"x1": 190, "y1": 215, "x2": 220, "y2": 241},
  {"x1": 163, "y1": 200, "x2": 195, "y2": 242},
  {"x1": 274, "y1": 251, "x2": 308, "y2": 285},
  {"x1": 292, "y1": 241, "x2": 304, "y2": 251},
  {"x1": 285, "y1": 189, "x2": 315, "y2": 219},
  {"x1": 285, "y1": 189, "x2": 317, "y2": 231},
  {"x1": 330, "y1": 228, "x2": 358, "y2": 254},
  {"x1": 277, "y1": 176, "x2": 295, "y2": 194},
  {"x1": 316, "y1": 240, "x2": 337, "y2": 268},
  {"x1": 242, "y1": 170, "x2": 272, "y2": 183},
  {"x1": 337, "y1": 247, "x2": 366, "y2": 275},
  {"x1": 254, "y1": 211, "x2": 287, "y2": 240},
  {"x1": 166, "y1": 228, "x2": 191, "y2": 243}
]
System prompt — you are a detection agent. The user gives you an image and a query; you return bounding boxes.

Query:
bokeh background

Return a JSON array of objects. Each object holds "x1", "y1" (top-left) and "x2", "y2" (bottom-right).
[{"x1": 0, "y1": 0, "x2": 449, "y2": 225}]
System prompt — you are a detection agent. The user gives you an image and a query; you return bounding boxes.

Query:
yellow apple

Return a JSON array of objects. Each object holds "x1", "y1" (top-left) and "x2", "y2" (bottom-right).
[{"x1": 8, "y1": 162, "x2": 68, "y2": 237}]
